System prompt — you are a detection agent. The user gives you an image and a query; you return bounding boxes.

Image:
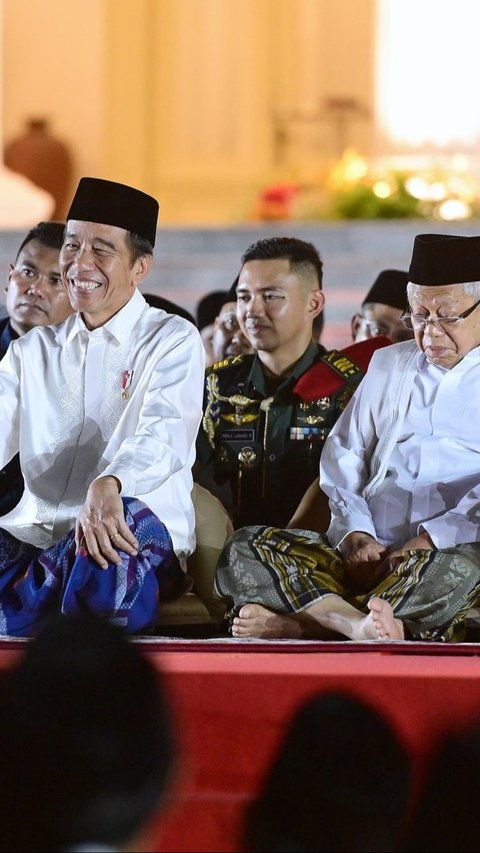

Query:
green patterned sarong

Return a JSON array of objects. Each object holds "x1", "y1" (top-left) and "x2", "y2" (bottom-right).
[{"x1": 215, "y1": 525, "x2": 480, "y2": 641}]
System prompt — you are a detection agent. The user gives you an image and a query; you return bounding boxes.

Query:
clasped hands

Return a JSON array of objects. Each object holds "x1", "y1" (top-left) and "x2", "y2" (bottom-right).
[
  {"x1": 337, "y1": 530, "x2": 435, "y2": 592},
  {"x1": 75, "y1": 477, "x2": 139, "y2": 569}
]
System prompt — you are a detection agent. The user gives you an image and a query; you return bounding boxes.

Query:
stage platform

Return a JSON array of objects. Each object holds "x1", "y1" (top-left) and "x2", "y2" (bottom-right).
[{"x1": 2, "y1": 637, "x2": 480, "y2": 852}]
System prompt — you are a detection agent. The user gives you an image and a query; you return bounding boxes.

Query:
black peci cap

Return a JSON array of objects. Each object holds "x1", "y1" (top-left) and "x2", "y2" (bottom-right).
[
  {"x1": 362, "y1": 269, "x2": 409, "y2": 310},
  {"x1": 196, "y1": 290, "x2": 229, "y2": 330},
  {"x1": 408, "y1": 234, "x2": 480, "y2": 286},
  {"x1": 67, "y1": 177, "x2": 159, "y2": 247}
]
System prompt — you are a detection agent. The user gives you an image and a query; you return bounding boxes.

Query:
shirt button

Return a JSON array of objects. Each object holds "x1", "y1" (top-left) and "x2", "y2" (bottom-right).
[{"x1": 269, "y1": 453, "x2": 276, "y2": 461}]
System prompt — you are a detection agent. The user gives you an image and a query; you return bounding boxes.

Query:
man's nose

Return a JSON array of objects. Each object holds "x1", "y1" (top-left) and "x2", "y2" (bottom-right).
[
  {"x1": 246, "y1": 295, "x2": 264, "y2": 315},
  {"x1": 26, "y1": 275, "x2": 47, "y2": 297},
  {"x1": 69, "y1": 245, "x2": 96, "y2": 270},
  {"x1": 423, "y1": 319, "x2": 444, "y2": 339}
]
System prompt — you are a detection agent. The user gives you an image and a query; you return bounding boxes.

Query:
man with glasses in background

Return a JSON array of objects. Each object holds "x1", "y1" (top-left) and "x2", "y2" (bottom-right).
[
  {"x1": 209, "y1": 279, "x2": 254, "y2": 365},
  {"x1": 218, "y1": 233, "x2": 480, "y2": 644},
  {"x1": 351, "y1": 268, "x2": 413, "y2": 344}
]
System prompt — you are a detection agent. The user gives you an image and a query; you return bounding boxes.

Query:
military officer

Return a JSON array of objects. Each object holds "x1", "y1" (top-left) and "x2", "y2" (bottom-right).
[{"x1": 195, "y1": 237, "x2": 388, "y2": 529}]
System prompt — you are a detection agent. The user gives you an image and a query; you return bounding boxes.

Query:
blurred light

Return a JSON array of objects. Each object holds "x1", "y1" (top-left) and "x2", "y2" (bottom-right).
[
  {"x1": 405, "y1": 176, "x2": 430, "y2": 200},
  {"x1": 376, "y1": 1, "x2": 480, "y2": 147},
  {"x1": 429, "y1": 182, "x2": 447, "y2": 201},
  {"x1": 326, "y1": 148, "x2": 368, "y2": 189},
  {"x1": 437, "y1": 199, "x2": 471, "y2": 220},
  {"x1": 373, "y1": 180, "x2": 391, "y2": 198},
  {"x1": 343, "y1": 151, "x2": 369, "y2": 182},
  {"x1": 447, "y1": 175, "x2": 475, "y2": 201},
  {"x1": 452, "y1": 154, "x2": 469, "y2": 172}
]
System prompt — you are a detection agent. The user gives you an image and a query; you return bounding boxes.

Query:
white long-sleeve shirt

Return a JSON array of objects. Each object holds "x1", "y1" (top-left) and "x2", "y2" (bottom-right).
[
  {"x1": 320, "y1": 339, "x2": 480, "y2": 551},
  {"x1": 0, "y1": 288, "x2": 205, "y2": 564}
]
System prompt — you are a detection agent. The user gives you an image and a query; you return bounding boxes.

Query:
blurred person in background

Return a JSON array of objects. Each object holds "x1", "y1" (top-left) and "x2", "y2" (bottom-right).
[
  {"x1": 210, "y1": 277, "x2": 254, "y2": 365},
  {"x1": 351, "y1": 268, "x2": 412, "y2": 344},
  {"x1": 0, "y1": 612, "x2": 177, "y2": 852},
  {"x1": 196, "y1": 288, "x2": 229, "y2": 364},
  {"x1": 242, "y1": 690, "x2": 411, "y2": 853},
  {"x1": 0, "y1": 221, "x2": 73, "y2": 516}
]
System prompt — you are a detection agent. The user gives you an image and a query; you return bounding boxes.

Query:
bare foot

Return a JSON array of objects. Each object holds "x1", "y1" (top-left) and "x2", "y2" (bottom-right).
[
  {"x1": 231, "y1": 603, "x2": 303, "y2": 639},
  {"x1": 365, "y1": 596, "x2": 404, "y2": 640}
]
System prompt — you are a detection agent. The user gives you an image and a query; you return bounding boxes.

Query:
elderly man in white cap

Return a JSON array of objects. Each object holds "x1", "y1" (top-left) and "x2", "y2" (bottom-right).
[
  {"x1": 218, "y1": 232, "x2": 480, "y2": 643},
  {"x1": 0, "y1": 177, "x2": 205, "y2": 636}
]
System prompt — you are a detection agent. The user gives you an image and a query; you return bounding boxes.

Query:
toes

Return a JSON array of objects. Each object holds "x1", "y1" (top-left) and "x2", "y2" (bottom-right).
[
  {"x1": 239, "y1": 603, "x2": 266, "y2": 619},
  {"x1": 368, "y1": 595, "x2": 384, "y2": 613},
  {"x1": 377, "y1": 628, "x2": 390, "y2": 639}
]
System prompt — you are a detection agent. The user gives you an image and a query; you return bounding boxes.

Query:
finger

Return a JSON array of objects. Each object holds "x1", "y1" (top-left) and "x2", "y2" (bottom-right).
[
  {"x1": 386, "y1": 554, "x2": 404, "y2": 573},
  {"x1": 98, "y1": 528, "x2": 123, "y2": 566},
  {"x1": 108, "y1": 528, "x2": 122, "y2": 547},
  {"x1": 112, "y1": 521, "x2": 139, "y2": 554},
  {"x1": 345, "y1": 549, "x2": 373, "y2": 566},
  {"x1": 107, "y1": 524, "x2": 139, "y2": 559},
  {"x1": 83, "y1": 528, "x2": 121, "y2": 569}
]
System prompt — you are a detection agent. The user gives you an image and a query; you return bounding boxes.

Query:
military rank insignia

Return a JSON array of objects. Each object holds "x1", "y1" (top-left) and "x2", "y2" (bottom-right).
[{"x1": 290, "y1": 426, "x2": 328, "y2": 441}]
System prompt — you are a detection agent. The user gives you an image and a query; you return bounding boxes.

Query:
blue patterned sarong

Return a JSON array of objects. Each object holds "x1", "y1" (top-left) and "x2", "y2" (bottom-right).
[{"x1": 0, "y1": 497, "x2": 188, "y2": 637}]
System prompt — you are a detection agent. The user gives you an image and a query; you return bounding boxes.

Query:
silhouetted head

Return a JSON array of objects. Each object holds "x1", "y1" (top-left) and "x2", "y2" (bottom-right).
[
  {"x1": 0, "y1": 613, "x2": 175, "y2": 852},
  {"x1": 405, "y1": 720, "x2": 480, "y2": 852},
  {"x1": 243, "y1": 691, "x2": 411, "y2": 853}
]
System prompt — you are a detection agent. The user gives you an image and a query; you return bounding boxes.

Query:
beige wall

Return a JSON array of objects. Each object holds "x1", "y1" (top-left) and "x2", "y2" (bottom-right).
[
  {"x1": 2, "y1": 0, "x2": 375, "y2": 224},
  {"x1": 3, "y1": 0, "x2": 106, "y2": 207}
]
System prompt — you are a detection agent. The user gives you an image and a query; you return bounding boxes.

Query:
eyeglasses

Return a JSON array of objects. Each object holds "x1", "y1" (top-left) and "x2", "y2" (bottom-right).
[
  {"x1": 401, "y1": 297, "x2": 480, "y2": 331},
  {"x1": 357, "y1": 318, "x2": 389, "y2": 337},
  {"x1": 217, "y1": 313, "x2": 239, "y2": 331}
]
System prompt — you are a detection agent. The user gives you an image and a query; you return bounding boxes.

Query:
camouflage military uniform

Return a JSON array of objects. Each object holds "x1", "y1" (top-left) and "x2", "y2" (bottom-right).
[{"x1": 196, "y1": 338, "x2": 388, "y2": 528}]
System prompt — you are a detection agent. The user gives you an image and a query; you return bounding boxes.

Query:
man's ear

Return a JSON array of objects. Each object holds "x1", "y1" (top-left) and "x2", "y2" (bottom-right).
[
  {"x1": 351, "y1": 313, "x2": 362, "y2": 341},
  {"x1": 309, "y1": 289, "x2": 325, "y2": 318},
  {"x1": 6, "y1": 264, "x2": 14, "y2": 292},
  {"x1": 133, "y1": 254, "x2": 152, "y2": 287}
]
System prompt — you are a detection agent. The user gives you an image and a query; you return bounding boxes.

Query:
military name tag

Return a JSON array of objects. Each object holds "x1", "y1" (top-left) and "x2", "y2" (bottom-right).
[{"x1": 223, "y1": 429, "x2": 255, "y2": 442}]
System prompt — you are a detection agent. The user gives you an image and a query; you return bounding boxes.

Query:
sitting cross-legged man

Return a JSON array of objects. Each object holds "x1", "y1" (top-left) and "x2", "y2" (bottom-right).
[
  {"x1": 217, "y1": 233, "x2": 480, "y2": 643},
  {"x1": 0, "y1": 177, "x2": 205, "y2": 636}
]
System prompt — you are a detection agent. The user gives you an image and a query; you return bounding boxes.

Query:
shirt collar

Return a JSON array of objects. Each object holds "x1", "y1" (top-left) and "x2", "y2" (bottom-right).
[
  {"x1": 56, "y1": 289, "x2": 148, "y2": 345},
  {"x1": 247, "y1": 340, "x2": 323, "y2": 396}
]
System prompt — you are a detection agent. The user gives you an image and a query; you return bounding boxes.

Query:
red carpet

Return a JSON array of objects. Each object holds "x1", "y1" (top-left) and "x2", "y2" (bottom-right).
[{"x1": 2, "y1": 638, "x2": 480, "y2": 851}]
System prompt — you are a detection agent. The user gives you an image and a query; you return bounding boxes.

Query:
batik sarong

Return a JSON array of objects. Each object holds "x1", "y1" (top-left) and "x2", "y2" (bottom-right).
[
  {"x1": 0, "y1": 497, "x2": 189, "y2": 637},
  {"x1": 215, "y1": 525, "x2": 480, "y2": 641}
]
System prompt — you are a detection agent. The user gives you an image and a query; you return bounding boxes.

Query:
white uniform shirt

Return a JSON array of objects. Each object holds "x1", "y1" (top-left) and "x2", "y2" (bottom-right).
[
  {"x1": 321, "y1": 344, "x2": 480, "y2": 551},
  {"x1": 0, "y1": 289, "x2": 205, "y2": 564}
]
